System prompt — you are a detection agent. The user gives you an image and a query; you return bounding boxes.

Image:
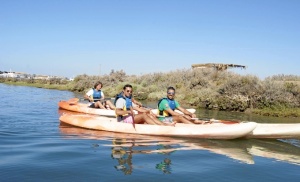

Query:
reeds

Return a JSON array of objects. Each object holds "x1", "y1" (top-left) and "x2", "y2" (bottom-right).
[{"x1": 1, "y1": 69, "x2": 299, "y2": 117}]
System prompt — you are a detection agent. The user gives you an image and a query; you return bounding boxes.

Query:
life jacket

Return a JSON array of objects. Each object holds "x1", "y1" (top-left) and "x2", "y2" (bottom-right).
[
  {"x1": 114, "y1": 92, "x2": 132, "y2": 109},
  {"x1": 157, "y1": 98, "x2": 176, "y2": 116},
  {"x1": 114, "y1": 92, "x2": 133, "y2": 118},
  {"x1": 92, "y1": 88, "x2": 102, "y2": 100}
]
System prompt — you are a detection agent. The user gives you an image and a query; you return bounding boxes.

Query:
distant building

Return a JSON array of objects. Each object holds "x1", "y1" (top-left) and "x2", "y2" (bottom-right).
[
  {"x1": 0, "y1": 70, "x2": 67, "y2": 81},
  {"x1": 0, "y1": 71, "x2": 17, "y2": 78},
  {"x1": 191, "y1": 63, "x2": 246, "y2": 71},
  {"x1": 34, "y1": 75, "x2": 49, "y2": 80},
  {"x1": 0, "y1": 71, "x2": 29, "y2": 78}
]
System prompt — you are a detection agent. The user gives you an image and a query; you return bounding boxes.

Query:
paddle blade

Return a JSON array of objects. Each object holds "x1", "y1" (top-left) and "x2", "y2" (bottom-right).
[{"x1": 68, "y1": 98, "x2": 79, "y2": 105}]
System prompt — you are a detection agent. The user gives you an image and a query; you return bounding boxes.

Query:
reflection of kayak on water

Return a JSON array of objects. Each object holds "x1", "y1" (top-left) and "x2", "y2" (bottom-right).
[
  {"x1": 59, "y1": 124, "x2": 254, "y2": 164},
  {"x1": 60, "y1": 124, "x2": 300, "y2": 166},
  {"x1": 244, "y1": 139, "x2": 300, "y2": 166}
]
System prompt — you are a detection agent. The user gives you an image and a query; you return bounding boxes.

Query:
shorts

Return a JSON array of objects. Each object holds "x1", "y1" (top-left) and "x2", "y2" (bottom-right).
[
  {"x1": 89, "y1": 101, "x2": 106, "y2": 108},
  {"x1": 117, "y1": 115, "x2": 134, "y2": 124},
  {"x1": 158, "y1": 116, "x2": 174, "y2": 123},
  {"x1": 89, "y1": 102, "x2": 96, "y2": 108}
]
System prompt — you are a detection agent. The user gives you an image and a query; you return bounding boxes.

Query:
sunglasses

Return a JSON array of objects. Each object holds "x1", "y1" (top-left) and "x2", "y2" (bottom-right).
[
  {"x1": 126, "y1": 90, "x2": 132, "y2": 93},
  {"x1": 167, "y1": 92, "x2": 175, "y2": 95}
]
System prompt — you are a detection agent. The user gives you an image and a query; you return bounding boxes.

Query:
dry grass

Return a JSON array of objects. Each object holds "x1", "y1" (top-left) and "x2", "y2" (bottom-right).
[{"x1": 2, "y1": 70, "x2": 299, "y2": 117}]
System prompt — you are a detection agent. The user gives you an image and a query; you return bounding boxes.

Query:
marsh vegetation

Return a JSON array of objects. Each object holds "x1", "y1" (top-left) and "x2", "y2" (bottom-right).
[{"x1": 2, "y1": 69, "x2": 299, "y2": 117}]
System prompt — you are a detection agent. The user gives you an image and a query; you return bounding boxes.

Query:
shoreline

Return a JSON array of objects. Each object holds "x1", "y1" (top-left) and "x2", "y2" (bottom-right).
[{"x1": 2, "y1": 81, "x2": 299, "y2": 118}]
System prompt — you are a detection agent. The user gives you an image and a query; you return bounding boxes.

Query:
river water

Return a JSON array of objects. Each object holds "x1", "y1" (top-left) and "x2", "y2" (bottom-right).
[{"x1": 1, "y1": 83, "x2": 300, "y2": 181}]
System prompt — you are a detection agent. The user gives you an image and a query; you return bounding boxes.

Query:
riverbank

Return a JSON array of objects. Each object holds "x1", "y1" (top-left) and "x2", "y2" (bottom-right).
[
  {"x1": 2, "y1": 81, "x2": 72, "y2": 90},
  {"x1": 2, "y1": 79, "x2": 299, "y2": 118},
  {"x1": 252, "y1": 107, "x2": 300, "y2": 117}
]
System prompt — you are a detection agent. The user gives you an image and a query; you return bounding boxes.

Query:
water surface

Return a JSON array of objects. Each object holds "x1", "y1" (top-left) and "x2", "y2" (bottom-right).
[{"x1": 1, "y1": 83, "x2": 300, "y2": 181}]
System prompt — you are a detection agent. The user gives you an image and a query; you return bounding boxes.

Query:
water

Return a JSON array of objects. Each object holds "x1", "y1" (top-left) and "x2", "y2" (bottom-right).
[{"x1": 1, "y1": 83, "x2": 300, "y2": 181}]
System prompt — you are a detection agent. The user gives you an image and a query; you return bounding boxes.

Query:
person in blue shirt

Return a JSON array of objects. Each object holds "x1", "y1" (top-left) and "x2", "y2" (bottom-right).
[{"x1": 115, "y1": 84, "x2": 173, "y2": 125}]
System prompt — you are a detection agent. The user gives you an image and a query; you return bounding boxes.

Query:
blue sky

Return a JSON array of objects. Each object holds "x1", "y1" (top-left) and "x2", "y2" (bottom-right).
[{"x1": 1, "y1": 0, "x2": 299, "y2": 78}]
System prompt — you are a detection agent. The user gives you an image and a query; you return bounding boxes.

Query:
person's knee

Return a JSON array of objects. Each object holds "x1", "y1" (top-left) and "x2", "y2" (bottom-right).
[
  {"x1": 146, "y1": 113, "x2": 152, "y2": 118},
  {"x1": 174, "y1": 115, "x2": 183, "y2": 120},
  {"x1": 140, "y1": 114, "x2": 150, "y2": 120},
  {"x1": 140, "y1": 113, "x2": 147, "y2": 117}
]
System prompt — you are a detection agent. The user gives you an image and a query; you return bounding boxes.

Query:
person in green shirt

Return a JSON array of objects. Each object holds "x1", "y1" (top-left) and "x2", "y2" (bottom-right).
[{"x1": 157, "y1": 86, "x2": 204, "y2": 124}]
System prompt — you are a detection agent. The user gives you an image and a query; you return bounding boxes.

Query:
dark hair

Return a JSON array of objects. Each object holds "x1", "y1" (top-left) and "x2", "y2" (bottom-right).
[
  {"x1": 94, "y1": 81, "x2": 103, "y2": 89},
  {"x1": 167, "y1": 86, "x2": 175, "y2": 92},
  {"x1": 123, "y1": 84, "x2": 132, "y2": 90}
]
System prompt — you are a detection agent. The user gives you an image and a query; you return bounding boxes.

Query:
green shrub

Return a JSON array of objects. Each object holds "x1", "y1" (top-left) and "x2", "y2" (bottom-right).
[{"x1": 3, "y1": 69, "x2": 299, "y2": 117}]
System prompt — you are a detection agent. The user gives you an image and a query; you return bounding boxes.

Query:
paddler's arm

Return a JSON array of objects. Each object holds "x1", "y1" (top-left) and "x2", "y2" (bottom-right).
[
  {"x1": 115, "y1": 108, "x2": 132, "y2": 116},
  {"x1": 133, "y1": 106, "x2": 152, "y2": 114},
  {"x1": 84, "y1": 94, "x2": 92, "y2": 101},
  {"x1": 164, "y1": 108, "x2": 182, "y2": 116},
  {"x1": 101, "y1": 91, "x2": 105, "y2": 100},
  {"x1": 84, "y1": 89, "x2": 94, "y2": 102},
  {"x1": 132, "y1": 98, "x2": 143, "y2": 107},
  {"x1": 131, "y1": 101, "x2": 147, "y2": 113},
  {"x1": 177, "y1": 106, "x2": 196, "y2": 118}
]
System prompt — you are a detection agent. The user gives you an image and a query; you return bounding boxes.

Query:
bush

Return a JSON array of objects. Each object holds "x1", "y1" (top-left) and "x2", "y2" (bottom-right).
[{"x1": 3, "y1": 69, "x2": 299, "y2": 117}]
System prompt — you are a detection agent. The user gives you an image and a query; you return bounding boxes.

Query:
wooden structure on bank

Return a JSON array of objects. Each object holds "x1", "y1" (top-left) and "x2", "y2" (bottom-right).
[{"x1": 191, "y1": 63, "x2": 246, "y2": 71}]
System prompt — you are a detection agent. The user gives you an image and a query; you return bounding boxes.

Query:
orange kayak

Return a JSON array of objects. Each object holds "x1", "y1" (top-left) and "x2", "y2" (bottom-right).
[
  {"x1": 58, "y1": 100, "x2": 116, "y2": 117},
  {"x1": 59, "y1": 113, "x2": 257, "y2": 139},
  {"x1": 58, "y1": 99, "x2": 196, "y2": 117}
]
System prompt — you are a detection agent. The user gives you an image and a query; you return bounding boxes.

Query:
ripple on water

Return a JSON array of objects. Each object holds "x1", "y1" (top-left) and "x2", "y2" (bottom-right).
[{"x1": 1, "y1": 84, "x2": 300, "y2": 181}]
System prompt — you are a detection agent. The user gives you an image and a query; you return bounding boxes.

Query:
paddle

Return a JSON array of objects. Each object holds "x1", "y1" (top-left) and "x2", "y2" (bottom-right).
[
  {"x1": 140, "y1": 105, "x2": 150, "y2": 109},
  {"x1": 130, "y1": 106, "x2": 136, "y2": 129},
  {"x1": 67, "y1": 98, "x2": 79, "y2": 105},
  {"x1": 155, "y1": 114, "x2": 239, "y2": 124},
  {"x1": 138, "y1": 105, "x2": 239, "y2": 124},
  {"x1": 66, "y1": 97, "x2": 112, "y2": 105},
  {"x1": 65, "y1": 97, "x2": 111, "y2": 104},
  {"x1": 83, "y1": 97, "x2": 115, "y2": 102},
  {"x1": 191, "y1": 118, "x2": 240, "y2": 124}
]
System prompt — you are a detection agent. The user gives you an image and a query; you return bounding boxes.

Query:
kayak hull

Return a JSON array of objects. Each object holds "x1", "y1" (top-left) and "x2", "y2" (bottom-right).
[
  {"x1": 58, "y1": 100, "x2": 115, "y2": 116},
  {"x1": 247, "y1": 123, "x2": 300, "y2": 139},
  {"x1": 59, "y1": 114, "x2": 257, "y2": 139}
]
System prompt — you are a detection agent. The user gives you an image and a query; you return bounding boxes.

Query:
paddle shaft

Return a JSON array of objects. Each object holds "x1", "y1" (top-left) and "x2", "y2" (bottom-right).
[
  {"x1": 157, "y1": 115, "x2": 239, "y2": 124},
  {"x1": 83, "y1": 97, "x2": 115, "y2": 101},
  {"x1": 191, "y1": 118, "x2": 240, "y2": 123},
  {"x1": 67, "y1": 97, "x2": 113, "y2": 105}
]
